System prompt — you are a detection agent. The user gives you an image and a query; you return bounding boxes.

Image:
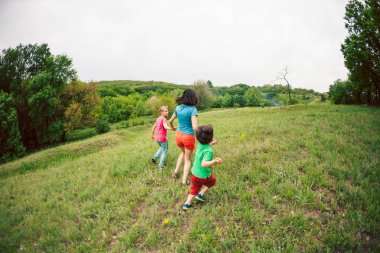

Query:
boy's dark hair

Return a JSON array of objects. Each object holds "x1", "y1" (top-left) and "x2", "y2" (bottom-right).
[
  {"x1": 176, "y1": 89, "x2": 198, "y2": 106},
  {"x1": 196, "y1": 125, "x2": 214, "y2": 144}
]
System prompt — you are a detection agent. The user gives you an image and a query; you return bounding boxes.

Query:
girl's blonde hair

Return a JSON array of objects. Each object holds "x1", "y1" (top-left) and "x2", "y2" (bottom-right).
[{"x1": 159, "y1": 105, "x2": 168, "y2": 114}]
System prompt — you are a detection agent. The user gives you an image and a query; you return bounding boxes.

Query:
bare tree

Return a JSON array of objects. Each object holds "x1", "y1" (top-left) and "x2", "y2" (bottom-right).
[{"x1": 276, "y1": 66, "x2": 292, "y2": 101}]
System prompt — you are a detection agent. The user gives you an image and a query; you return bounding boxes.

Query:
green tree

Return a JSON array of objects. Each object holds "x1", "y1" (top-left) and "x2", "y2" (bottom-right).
[
  {"x1": 329, "y1": 79, "x2": 357, "y2": 104},
  {"x1": 232, "y1": 94, "x2": 246, "y2": 107},
  {"x1": 0, "y1": 44, "x2": 77, "y2": 148},
  {"x1": 192, "y1": 80, "x2": 214, "y2": 110},
  {"x1": 341, "y1": 0, "x2": 380, "y2": 105},
  {"x1": 26, "y1": 55, "x2": 76, "y2": 144},
  {"x1": 0, "y1": 92, "x2": 25, "y2": 163},
  {"x1": 321, "y1": 93, "x2": 327, "y2": 102},
  {"x1": 222, "y1": 94, "x2": 233, "y2": 107},
  {"x1": 95, "y1": 115, "x2": 111, "y2": 134},
  {"x1": 147, "y1": 93, "x2": 176, "y2": 116},
  {"x1": 62, "y1": 81, "x2": 100, "y2": 131},
  {"x1": 244, "y1": 87, "x2": 261, "y2": 106},
  {"x1": 211, "y1": 96, "x2": 223, "y2": 108}
]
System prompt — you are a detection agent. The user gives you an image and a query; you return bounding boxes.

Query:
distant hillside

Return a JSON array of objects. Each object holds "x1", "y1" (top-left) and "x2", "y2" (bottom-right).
[{"x1": 94, "y1": 80, "x2": 322, "y2": 106}]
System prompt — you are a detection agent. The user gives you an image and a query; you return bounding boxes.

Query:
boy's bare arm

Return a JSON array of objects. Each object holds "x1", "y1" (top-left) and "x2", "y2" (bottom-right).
[{"x1": 201, "y1": 157, "x2": 223, "y2": 168}]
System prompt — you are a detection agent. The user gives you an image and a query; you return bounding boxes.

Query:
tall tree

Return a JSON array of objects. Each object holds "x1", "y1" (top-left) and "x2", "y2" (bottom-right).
[
  {"x1": 341, "y1": 0, "x2": 380, "y2": 105},
  {"x1": 0, "y1": 44, "x2": 76, "y2": 148},
  {"x1": 0, "y1": 92, "x2": 25, "y2": 163}
]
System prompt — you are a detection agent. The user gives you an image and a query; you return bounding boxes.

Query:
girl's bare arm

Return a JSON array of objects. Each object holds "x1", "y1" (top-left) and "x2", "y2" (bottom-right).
[{"x1": 151, "y1": 122, "x2": 156, "y2": 140}]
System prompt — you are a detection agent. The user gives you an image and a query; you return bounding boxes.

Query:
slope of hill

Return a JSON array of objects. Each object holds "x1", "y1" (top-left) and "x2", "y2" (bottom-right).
[{"x1": 1, "y1": 104, "x2": 379, "y2": 252}]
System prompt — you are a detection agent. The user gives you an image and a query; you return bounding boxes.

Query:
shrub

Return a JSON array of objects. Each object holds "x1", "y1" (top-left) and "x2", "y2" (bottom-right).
[{"x1": 95, "y1": 116, "x2": 111, "y2": 134}]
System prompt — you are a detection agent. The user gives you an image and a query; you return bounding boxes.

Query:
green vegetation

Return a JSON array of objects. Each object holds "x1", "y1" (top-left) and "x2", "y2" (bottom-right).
[
  {"x1": 0, "y1": 43, "x2": 322, "y2": 163},
  {"x1": 332, "y1": 0, "x2": 380, "y2": 105},
  {"x1": 1, "y1": 104, "x2": 379, "y2": 252},
  {"x1": 0, "y1": 92, "x2": 25, "y2": 162}
]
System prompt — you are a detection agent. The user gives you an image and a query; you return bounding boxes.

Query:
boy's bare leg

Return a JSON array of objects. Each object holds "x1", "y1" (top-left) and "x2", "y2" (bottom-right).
[
  {"x1": 184, "y1": 194, "x2": 195, "y2": 205},
  {"x1": 199, "y1": 186, "x2": 209, "y2": 196}
]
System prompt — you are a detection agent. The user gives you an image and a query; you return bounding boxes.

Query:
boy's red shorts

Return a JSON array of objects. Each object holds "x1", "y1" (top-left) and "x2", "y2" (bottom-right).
[
  {"x1": 189, "y1": 174, "x2": 216, "y2": 195},
  {"x1": 175, "y1": 131, "x2": 195, "y2": 150}
]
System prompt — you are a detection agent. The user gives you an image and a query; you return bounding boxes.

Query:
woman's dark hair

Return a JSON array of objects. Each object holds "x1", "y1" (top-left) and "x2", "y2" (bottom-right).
[
  {"x1": 196, "y1": 125, "x2": 213, "y2": 144},
  {"x1": 176, "y1": 89, "x2": 198, "y2": 106}
]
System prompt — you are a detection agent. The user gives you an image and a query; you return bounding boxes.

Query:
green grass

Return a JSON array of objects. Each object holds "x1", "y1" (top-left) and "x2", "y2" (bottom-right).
[{"x1": 1, "y1": 104, "x2": 379, "y2": 252}]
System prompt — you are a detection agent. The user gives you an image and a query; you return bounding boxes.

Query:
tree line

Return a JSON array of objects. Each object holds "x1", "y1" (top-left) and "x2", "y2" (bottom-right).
[
  {"x1": 329, "y1": 0, "x2": 380, "y2": 105},
  {"x1": 0, "y1": 44, "x2": 320, "y2": 164}
]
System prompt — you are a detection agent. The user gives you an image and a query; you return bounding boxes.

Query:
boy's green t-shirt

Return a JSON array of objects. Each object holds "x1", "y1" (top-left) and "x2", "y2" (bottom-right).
[{"x1": 191, "y1": 143, "x2": 214, "y2": 179}]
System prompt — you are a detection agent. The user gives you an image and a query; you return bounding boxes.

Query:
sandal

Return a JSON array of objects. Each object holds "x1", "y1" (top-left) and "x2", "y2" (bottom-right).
[{"x1": 172, "y1": 172, "x2": 179, "y2": 179}]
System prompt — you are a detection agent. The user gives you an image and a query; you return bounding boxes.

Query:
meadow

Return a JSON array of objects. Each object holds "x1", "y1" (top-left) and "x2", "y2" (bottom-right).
[{"x1": 0, "y1": 104, "x2": 379, "y2": 252}]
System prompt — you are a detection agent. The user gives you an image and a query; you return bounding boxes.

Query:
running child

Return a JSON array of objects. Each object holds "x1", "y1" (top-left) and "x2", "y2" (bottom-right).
[
  {"x1": 151, "y1": 106, "x2": 172, "y2": 170},
  {"x1": 182, "y1": 125, "x2": 222, "y2": 210}
]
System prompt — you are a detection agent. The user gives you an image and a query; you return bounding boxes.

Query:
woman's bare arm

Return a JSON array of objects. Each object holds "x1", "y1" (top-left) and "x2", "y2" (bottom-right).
[
  {"x1": 169, "y1": 114, "x2": 177, "y2": 131},
  {"x1": 163, "y1": 122, "x2": 172, "y2": 130},
  {"x1": 191, "y1": 116, "x2": 198, "y2": 132}
]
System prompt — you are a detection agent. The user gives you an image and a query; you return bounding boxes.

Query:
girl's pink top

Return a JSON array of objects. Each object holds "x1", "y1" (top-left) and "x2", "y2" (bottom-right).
[{"x1": 155, "y1": 117, "x2": 167, "y2": 142}]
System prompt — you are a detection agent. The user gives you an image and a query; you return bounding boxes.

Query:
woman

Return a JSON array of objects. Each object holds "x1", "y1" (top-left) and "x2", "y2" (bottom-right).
[{"x1": 169, "y1": 89, "x2": 198, "y2": 185}]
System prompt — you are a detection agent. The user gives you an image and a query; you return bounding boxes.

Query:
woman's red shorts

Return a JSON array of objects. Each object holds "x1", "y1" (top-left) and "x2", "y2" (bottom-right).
[{"x1": 175, "y1": 131, "x2": 195, "y2": 150}]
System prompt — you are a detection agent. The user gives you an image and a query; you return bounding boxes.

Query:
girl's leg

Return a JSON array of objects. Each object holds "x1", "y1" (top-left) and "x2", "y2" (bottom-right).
[
  {"x1": 153, "y1": 142, "x2": 163, "y2": 160},
  {"x1": 158, "y1": 142, "x2": 168, "y2": 169},
  {"x1": 182, "y1": 149, "x2": 193, "y2": 184},
  {"x1": 174, "y1": 147, "x2": 185, "y2": 174}
]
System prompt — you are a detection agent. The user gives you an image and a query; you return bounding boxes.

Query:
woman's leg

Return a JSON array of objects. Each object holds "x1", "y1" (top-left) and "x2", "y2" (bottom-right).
[
  {"x1": 158, "y1": 142, "x2": 168, "y2": 169},
  {"x1": 174, "y1": 147, "x2": 185, "y2": 174},
  {"x1": 182, "y1": 149, "x2": 193, "y2": 184}
]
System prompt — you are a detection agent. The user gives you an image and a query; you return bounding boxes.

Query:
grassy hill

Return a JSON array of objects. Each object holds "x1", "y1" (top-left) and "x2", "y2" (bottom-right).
[{"x1": 1, "y1": 104, "x2": 379, "y2": 252}]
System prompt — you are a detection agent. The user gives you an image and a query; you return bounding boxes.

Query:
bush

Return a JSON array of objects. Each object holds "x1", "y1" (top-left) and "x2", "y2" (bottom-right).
[
  {"x1": 0, "y1": 92, "x2": 25, "y2": 163},
  {"x1": 321, "y1": 93, "x2": 327, "y2": 102},
  {"x1": 95, "y1": 116, "x2": 111, "y2": 134}
]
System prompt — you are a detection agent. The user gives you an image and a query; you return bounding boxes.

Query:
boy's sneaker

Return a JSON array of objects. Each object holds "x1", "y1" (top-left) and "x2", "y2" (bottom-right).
[
  {"x1": 195, "y1": 194, "x2": 206, "y2": 202},
  {"x1": 182, "y1": 203, "x2": 192, "y2": 210},
  {"x1": 151, "y1": 157, "x2": 157, "y2": 164}
]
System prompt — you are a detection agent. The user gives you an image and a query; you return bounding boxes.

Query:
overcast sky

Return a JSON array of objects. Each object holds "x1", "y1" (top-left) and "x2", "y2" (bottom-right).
[{"x1": 0, "y1": 0, "x2": 349, "y2": 92}]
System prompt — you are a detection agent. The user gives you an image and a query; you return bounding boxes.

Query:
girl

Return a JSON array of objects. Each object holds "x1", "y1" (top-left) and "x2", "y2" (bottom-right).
[
  {"x1": 169, "y1": 89, "x2": 198, "y2": 185},
  {"x1": 151, "y1": 106, "x2": 172, "y2": 170}
]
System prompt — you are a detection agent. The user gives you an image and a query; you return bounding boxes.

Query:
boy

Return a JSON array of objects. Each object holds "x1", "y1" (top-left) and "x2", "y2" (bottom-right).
[{"x1": 182, "y1": 125, "x2": 222, "y2": 210}]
